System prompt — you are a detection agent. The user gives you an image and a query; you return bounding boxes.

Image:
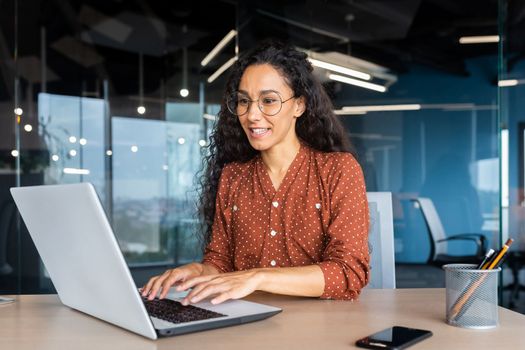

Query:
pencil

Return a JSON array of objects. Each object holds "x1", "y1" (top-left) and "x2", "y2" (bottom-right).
[{"x1": 486, "y1": 239, "x2": 513, "y2": 269}]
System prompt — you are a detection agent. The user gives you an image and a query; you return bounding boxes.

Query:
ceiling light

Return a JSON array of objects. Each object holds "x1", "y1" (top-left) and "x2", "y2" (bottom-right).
[
  {"x1": 201, "y1": 29, "x2": 237, "y2": 67},
  {"x1": 198, "y1": 139, "x2": 207, "y2": 147},
  {"x1": 14, "y1": 107, "x2": 23, "y2": 115},
  {"x1": 63, "y1": 168, "x2": 90, "y2": 175},
  {"x1": 333, "y1": 109, "x2": 367, "y2": 115},
  {"x1": 69, "y1": 150, "x2": 77, "y2": 157},
  {"x1": 106, "y1": 150, "x2": 113, "y2": 156},
  {"x1": 11, "y1": 150, "x2": 19, "y2": 157},
  {"x1": 138, "y1": 52, "x2": 145, "y2": 115},
  {"x1": 459, "y1": 35, "x2": 499, "y2": 44},
  {"x1": 342, "y1": 104, "x2": 421, "y2": 112},
  {"x1": 181, "y1": 48, "x2": 189, "y2": 98},
  {"x1": 328, "y1": 73, "x2": 387, "y2": 93},
  {"x1": 208, "y1": 56, "x2": 238, "y2": 83},
  {"x1": 308, "y1": 58, "x2": 371, "y2": 80},
  {"x1": 24, "y1": 124, "x2": 33, "y2": 132},
  {"x1": 498, "y1": 79, "x2": 519, "y2": 87},
  {"x1": 79, "y1": 138, "x2": 87, "y2": 145},
  {"x1": 52, "y1": 155, "x2": 59, "y2": 161},
  {"x1": 130, "y1": 145, "x2": 138, "y2": 153},
  {"x1": 178, "y1": 137, "x2": 185, "y2": 145},
  {"x1": 69, "y1": 136, "x2": 77, "y2": 143}
]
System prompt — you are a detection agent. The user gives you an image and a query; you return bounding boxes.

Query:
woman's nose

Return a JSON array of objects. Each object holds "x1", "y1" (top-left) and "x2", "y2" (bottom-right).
[{"x1": 246, "y1": 101, "x2": 262, "y2": 121}]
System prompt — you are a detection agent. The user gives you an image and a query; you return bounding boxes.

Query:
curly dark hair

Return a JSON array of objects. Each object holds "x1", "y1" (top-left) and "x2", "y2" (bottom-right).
[{"x1": 196, "y1": 40, "x2": 354, "y2": 250}]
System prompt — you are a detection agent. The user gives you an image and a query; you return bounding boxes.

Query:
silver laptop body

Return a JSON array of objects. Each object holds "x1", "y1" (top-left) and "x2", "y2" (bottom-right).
[{"x1": 10, "y1": 183, "x2": 281, "y2": 340}]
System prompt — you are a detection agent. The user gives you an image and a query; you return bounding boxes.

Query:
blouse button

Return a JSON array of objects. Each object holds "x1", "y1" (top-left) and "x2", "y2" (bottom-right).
[
  {"x1": 272, "y1": 201, "x2": 279, "y2": 208},
  {"x1": 315, "y1": 203, "x2": 321, "y2": 209},
  {"x1": 233, "y1": 205, "x2": 238, "y2": 211},
  {"x1": 270, "y1": 260, "x2": 277, "y2": 267},
  {"x1": 270, "y1": 230, "x2": 277, "y2": 237}
]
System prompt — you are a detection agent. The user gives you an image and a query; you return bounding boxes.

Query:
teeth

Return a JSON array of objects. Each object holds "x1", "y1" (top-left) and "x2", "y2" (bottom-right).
[{"x1": 252, "y1": 128, "x2": 269, "y2": 135}]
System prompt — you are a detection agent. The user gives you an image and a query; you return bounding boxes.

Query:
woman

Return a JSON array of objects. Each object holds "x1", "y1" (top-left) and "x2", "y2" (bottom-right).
[{"x1": 142, "y1": 41, "x2": 369, "y2": 305}]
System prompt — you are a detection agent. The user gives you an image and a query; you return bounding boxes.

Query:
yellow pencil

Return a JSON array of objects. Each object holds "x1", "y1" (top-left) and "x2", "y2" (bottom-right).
[{"x1": 485, "y1": 239, "x2": 513, "y2": 270}]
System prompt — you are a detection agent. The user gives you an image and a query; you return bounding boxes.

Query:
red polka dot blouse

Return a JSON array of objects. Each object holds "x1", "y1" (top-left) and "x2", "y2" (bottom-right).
[{"x1": 202, "y1": 143, "x2": 370, "y2": 300}]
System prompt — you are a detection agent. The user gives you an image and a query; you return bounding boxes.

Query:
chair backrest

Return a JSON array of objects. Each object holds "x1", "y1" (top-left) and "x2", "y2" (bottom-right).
[
  {"x1": 365, "y1": 192, "x2": 396, "y2": 289},
  {"x1": 413, "y1": 197, "x2": 448, "y2": 259}
]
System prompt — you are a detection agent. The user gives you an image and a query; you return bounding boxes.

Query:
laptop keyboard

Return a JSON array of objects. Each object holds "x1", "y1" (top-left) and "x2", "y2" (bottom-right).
[{"x1": 142, "y1": 297, "x2": 226, "y2": 324}]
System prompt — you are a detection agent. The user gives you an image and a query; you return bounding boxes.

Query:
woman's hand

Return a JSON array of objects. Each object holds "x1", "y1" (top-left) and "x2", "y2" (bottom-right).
[
  {"x1": 177, "y1": 269, "x2": 264, "y2": 305},
  {"x1": 141, "y1": 263, "x2": 217, "y2": 300}
]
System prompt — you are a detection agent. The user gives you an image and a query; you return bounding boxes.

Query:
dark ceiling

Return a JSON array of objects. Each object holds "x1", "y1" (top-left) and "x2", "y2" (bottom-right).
[{"x1": 0, "y1": 0, "x2": 523, "y2": 104}]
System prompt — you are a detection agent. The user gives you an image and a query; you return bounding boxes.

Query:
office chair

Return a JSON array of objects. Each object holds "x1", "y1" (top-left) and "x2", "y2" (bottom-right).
[
  {"x1": 366, "y1": 192, "x2": 396, "y2": 289},
  {"x1": 503, "y1": 251, "x2": 525, "y2": 309},
  {"x1": 411, "y1": 197, "x2": 486, "y2": 268}
]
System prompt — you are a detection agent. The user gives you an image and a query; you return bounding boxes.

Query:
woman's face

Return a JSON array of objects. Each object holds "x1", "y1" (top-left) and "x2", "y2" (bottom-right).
[{"x1": 235, "y1": 64, "x2": 305, "y2": 152}]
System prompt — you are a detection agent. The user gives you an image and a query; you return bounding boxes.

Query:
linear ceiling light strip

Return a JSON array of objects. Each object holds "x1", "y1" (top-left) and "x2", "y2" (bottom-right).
[{"x1": 201, "y1": 30, "x2": 237, "y2": 67}]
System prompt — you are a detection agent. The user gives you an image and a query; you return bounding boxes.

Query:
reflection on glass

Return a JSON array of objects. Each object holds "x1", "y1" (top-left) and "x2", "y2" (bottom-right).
[
  {"x1": 112, "y1": 115, "x2": 203, "y2": 265},
  {"x1": 38, "y1": 93, "x2": 106, "y2": 203}
]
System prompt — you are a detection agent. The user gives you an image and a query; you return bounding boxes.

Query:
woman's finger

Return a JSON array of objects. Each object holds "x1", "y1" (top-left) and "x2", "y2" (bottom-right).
[
  {"x1": 184, "y1": 282, "x2": 230, "y2": 305},
  {"x1": 181, "y1": 279, "x2": 214, "y2": 303},
  {"x1": 176, "y1": 274, "x2": 217, "y2": 291},
  {"x1": 210, "y1": 291, "x2": 234, "y2": 305},
  {"x1": 158, "y1": 270, "x2": 186, "y2": 299},
  {"x1": 141, "y1": 275, "x2": 160, "y2": 296},
  {"x1": 147, "y1": 270, "x2": 171, "y2": 300}
]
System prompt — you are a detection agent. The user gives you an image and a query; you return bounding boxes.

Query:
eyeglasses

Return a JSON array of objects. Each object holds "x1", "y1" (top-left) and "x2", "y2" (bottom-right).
[{"x1": 226, "y1": 90, "x2": 296, "y2": 117}]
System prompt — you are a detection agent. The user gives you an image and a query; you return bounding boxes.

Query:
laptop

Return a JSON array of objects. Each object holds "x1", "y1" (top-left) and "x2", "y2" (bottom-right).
[{"x1": 10, "y1": 183, "x2": 281, "y2": 339}]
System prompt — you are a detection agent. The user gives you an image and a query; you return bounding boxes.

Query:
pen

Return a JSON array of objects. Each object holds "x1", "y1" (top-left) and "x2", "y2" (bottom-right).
[{"x1": 477, "y1": 249, "x2": 495, "y2": 269}]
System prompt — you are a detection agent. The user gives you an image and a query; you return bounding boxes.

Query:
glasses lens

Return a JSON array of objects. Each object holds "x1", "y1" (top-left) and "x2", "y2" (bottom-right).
[
  {"x1": 227, "y1": 93, "x2": 250, "y2": 116},
  {"x1": 259, "y1": 91, "x2": 282, "y2": 116}
]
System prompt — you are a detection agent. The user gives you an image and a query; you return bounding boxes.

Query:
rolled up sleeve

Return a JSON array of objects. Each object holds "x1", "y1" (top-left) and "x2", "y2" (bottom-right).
[{"x1": 318, "y1": 154, "x2": 370, "y2": 300}]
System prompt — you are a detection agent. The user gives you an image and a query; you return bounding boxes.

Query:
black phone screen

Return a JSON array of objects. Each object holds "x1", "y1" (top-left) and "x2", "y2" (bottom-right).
[{"x1": 355, "y1": 326, "x2": 433, "y2": 350}]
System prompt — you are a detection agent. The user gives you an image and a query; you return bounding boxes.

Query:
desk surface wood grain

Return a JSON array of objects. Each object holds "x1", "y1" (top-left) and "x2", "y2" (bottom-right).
[{"x1": 1, "y1": 289, "x2": 524, "y2": 350}]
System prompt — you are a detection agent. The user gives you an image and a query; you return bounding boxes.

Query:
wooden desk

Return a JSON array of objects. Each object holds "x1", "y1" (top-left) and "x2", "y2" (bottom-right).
[{"x1": 1, "y1": 289, "x2": 524, "y2": 350}]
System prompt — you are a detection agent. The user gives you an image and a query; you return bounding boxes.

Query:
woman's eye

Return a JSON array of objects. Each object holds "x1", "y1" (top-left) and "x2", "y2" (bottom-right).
[
  {"x1": 238, "y1": 98, "x2": 250, "y2": 105},
  {"x1": 262, "y1": 98, "x2": 277, "y2": 105}
]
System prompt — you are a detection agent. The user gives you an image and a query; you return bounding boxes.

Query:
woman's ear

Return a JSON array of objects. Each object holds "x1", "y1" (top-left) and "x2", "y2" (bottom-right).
[{"x1": 294, "y1": 96, "x2": 306, "y2": 118}]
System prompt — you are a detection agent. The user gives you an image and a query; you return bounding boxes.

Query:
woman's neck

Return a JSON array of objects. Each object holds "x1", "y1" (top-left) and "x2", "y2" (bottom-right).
[{"x1": 260, "y1": 137, "x2": 302, "y2": 175}]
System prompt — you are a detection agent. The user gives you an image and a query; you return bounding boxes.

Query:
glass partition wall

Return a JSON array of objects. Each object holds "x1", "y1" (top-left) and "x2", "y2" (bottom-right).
[
  {"x1": 499, "y1": 0, "x2": 525, "y2": 313},
  {"x1": 1, "y1": 0, "x2": 518, "y2": 314},
  {"x1": 0, "y1": 0, "x2": 236, "y2": 293}
]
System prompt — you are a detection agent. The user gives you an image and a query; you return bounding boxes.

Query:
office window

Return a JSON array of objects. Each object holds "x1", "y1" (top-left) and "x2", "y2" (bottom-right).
[{"x1": 112, "y1": 116, "x2": 203, "y2": 265}]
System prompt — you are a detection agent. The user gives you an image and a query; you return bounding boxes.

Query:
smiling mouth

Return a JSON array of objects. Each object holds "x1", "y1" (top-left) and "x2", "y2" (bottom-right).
[{"x1": 249, "y1": 128, "x2": 271, "y2": 137}]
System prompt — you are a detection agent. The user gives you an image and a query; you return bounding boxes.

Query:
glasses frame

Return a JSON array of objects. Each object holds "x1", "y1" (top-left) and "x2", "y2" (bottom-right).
[{"x1": 227, "y1": 90, "x2": 296, "y2": 117}]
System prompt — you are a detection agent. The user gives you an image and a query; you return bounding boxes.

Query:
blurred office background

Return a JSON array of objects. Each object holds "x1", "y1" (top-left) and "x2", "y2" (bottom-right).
[{"x1": 0, "y1": 0, "x2": 524, "y2": 313}]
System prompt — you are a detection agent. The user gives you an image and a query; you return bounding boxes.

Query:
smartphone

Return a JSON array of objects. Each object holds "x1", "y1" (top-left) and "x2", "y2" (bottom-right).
[{"x1": 355, "y1": 326, "x2": 432, "y2": 350}]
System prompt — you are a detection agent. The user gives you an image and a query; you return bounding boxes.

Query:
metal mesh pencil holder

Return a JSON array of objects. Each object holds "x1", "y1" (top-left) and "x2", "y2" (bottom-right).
[{"x1": 443, "y1": 264, "x2": 501, "y2": 329}]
